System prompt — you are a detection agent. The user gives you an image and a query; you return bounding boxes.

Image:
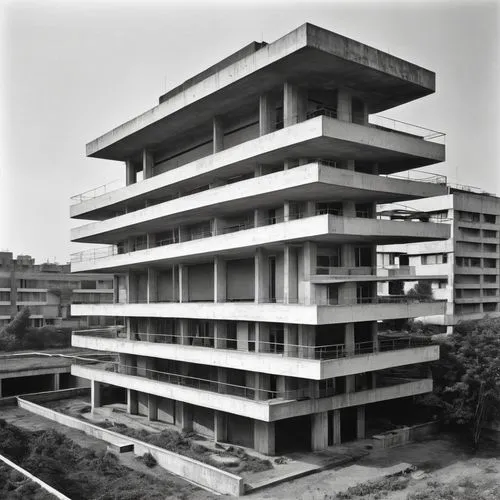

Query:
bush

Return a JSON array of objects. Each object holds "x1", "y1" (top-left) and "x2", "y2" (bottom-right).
[{"x1": 139, "y1": 452, "x2": 157, "y2": 468}]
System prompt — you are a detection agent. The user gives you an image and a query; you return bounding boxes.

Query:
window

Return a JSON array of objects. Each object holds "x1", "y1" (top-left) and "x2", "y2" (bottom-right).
[
  {"x1": 483, "y1": 229, "x2": 497, "y2": 239},
  {"x1": 430, "y1": 210, "x2": 448, "y2": 221},
  {"x1": 355, "y1": 246, "x2": 373, "y2": 267},
  {"x1": 484, "y1": 243, "x2": 497, "y2": 253},
  {"x1": 458, "y1": 211, "x2": 480, "y2": 223},
  {"x1": 317, "y1": 202, "x2": 343, "y2": 216},
  {"x1": 355, "y1": 203, "x2": 372, "y2": 218},
  {"x1": 327, "y1": 285, "x2": 339, "y2": 305},
  {"x1": 456, "y1": 257, "x2": 480, "y2": 267},
  {"x1": 317, "y1": 247, "x2": 341, "y2": 272},
  {"x1": 483, "y1": 289, "x2": 498, "y2": 297},
  {"x1": 483, "y1": 213, "x2": 496, "y2": 224},
  {"x1": 484, "y1": 275, "x2": 497, "y2": 283},
  {"x1": 422, "y1": 254, "x2": 447, "y2": 265},
  {"x1": 483, "y1": 258, "x2": 497, "y2": 269}
]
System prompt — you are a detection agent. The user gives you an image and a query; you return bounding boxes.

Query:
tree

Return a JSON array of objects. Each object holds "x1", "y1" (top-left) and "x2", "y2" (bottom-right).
[
  {"x1": 427, "y1": 317, "x2": 500, "y2": 448},
  {"x1": 2, "y1": 307, "x2": 30, "y2": 339},
  {"x1": 406, "y1": 281, "x2": 433, "y2": 301}
]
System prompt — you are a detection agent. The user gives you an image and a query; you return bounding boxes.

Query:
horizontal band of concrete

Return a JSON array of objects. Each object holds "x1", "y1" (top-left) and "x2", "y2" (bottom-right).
[
  {"x1": 18, "y1": 395, "x2": 244, "y2": 496},
  {"x1": 0, "y1": 452, "x2": 71, "y2": 500}
]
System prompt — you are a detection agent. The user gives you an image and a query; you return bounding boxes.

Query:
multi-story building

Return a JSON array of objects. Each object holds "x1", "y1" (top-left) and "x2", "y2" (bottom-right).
[
  {"x1": 0, "y1": 252, "x2": 114, "y2": 329},
  {"x1": 378, "y1": 188, "x2": 500, "y2": 333},
  {"x1": 69, "y1": 24, "x2": 450, "y2": 454}
]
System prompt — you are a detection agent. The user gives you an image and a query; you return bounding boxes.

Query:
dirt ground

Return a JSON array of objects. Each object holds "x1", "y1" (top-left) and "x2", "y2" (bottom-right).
[{"x1": 243, "y1": 435, "x2": 500, "y2": 500}]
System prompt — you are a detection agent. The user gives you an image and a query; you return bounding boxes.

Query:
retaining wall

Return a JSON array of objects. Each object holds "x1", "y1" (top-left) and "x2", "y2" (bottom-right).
[
  {"x1": 372, "y1": 421, "x2": 440, "y2": 449},
  {"x1": 17, "y1": 395, "x2": 244, "y2": 496}
]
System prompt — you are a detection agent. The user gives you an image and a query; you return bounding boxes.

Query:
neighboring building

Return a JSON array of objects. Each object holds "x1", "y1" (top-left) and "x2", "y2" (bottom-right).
[
  {"x1": 69, "y1": 24, "x2": 450, "y2": 454},
  {"x1": 378, "y1": 188, "x2": 500, "y2": 332},
  {"x1": 0, "y1": 252, "x2": 115, "y2": 329}
]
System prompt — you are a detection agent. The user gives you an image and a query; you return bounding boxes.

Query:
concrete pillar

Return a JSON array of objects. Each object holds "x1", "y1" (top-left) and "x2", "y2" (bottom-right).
[
  {"x1": 214, "y1": 321, "x2": 227, "y2": 349},
  {"x1": 147, "y1": 318, "x2": 157, "y2": 343},
  {"x1": 217, "y1": 367, "x2": 227, "y2": 394},
  {"x1": 179, "y1": 264, "x2": 189, "y2": 302},
  {"x1": 284, "y1": 82, "x2": 307, "y2": 127},
  {"x1": 214, "y1": 411, "x2": 227, "y2": 443},
  {"x1": 332, "y1": 409, "x2": 341, "y2": 445},
  {"x1": 300, "y1": 242, "x2": 317, "y2": 305},
  {"x1": 236, "y1": 322, "x2": 249, "y2": 351},
  {"x1": 175, "y1": 402, "x2": 193, "y2": 431},
  {"x1": 254, "y1": 421, "x2": 275, "y2": 455},
  {"x1": 0, "y1": 379, "x2": 2, "y2": 398},
  {"x1": 284, "y1": 323, "x2": 298, "y2": 357},
  {"x1": 259, "y1": 93, "x2": 275, "y2": 136},
  {"x1": 254, "y1": 372, "x2": 271, "y2": 401},
  {"x1": 254, "y1": 208, "x2": 266, "y2": 228},
  {"x1": 142, "y1": 149, "x2": 154, "y2": 179},
  {"x1": 357, "y1": 406, "x2": 366, "y2": 439},
  {"x1": 179, "y1": 319, "x2": 190, "y2": 345},
  {"x1": 255, "y1": 322, "x2": 270, "y2": 353},
  {"x1": 214, "y1": 256, "x2": 227, "y2": 303},
  {"x1": 53, "y1": 373, "x2": 60, "y2": 391},
  {"x1": 213, "y1": 116, "x2": 224, "y2": 153},
  {"x1": 371, "y1": 321, "x2": 379, "y2": 352},
  {"x1": 91, "y1": 380, "x2": 101, "y2": 410},
  {"x1": 311, "y1": 412, "x2": 328, "y2": 451},
  {"x1": 126, "y1": 160, "x2": 137, "y2": 186},
  {"x1": 284, "y1": 245, "x2": 298, "y2": 304},
  {"x1": 255, "y1": 248, "x2": 269, "y2": 303},
  {"x1": 298, "y1": 324, "x2": 315, "y2": 359},
  {"x1": 147, "y1": 267, "x2": 158, "y2": 304},
  {"x1": 337, "y1": 88, "x2": 352, "y2": 122},
  {"x1": 148, "y1": 394, "x2": 158, "y2": 421},
  {"x1": 146, "y1": 232, "x2": 156, "y2": 249},
  {"x1": 345, "y1": 323, "x2": 355, "y2": 355}
]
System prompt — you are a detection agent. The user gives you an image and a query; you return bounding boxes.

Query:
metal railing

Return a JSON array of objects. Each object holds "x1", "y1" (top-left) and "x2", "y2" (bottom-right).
[
  {"x1": 314, "y1": 265, "x2": 417, "y2": 277},
  {"x1": 381, "y1": 169, "x2": 447, "y2": 185},
  {"x1": 70, "y1": 179, "x2": 124, "y2": 204},
  {"x1": 368, "y1": 115, "x2": 446, "y2": 144},
  {"x1": 74, "y1": 328, "x2": 432, "y2": 361},
  {"x1": 71, "y1": 208, "x2": 448, "y2": 265}
]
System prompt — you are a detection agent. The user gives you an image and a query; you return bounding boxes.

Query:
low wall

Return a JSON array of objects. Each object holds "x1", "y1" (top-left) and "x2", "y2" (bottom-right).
[
  {"x1": 20, "y1": 387, "x2": 90, "y2": 402},
  {"x1": 0, "y1": 396, "x2": 18, "y2": 407},
  {"x1": 17, "y1": 396, "x2": 244, "y2": 496},
  {"x1": 0, "y1": 452, "x2": 70, "y2": 500},
  {"x1": 372, "y1": 421, "x2": 439, "y2": 449}
]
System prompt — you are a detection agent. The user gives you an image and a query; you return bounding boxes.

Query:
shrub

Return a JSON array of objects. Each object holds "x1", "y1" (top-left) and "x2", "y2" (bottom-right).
[{"x1": 140, "y1": 452, "x2": 157, "y2": 468}]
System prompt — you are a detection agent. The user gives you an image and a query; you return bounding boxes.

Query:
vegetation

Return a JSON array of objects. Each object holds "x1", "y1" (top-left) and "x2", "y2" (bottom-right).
[
  {"x1": 0, "y1": 308, "x2": 72, "y2": 351},
  {"x1": 406, "y1": 281, "x2": 434, "y2": 301},
  {"x1": 138, "y1": 452, "x2": 157, "y2": 468},
  {"x1": 95, "y1": 420, "x2": 272, "y2": 474},
  {"x1": 0, "y1": 419, "x2": 200, "y2": 499},
  {"x1": 0, "y1": 462, "x2": 55, "y2": 500},
  {"x1": 332, "y1": 474, "x2": 410, "y2": 499},
  {"x1": 420, "y1": 317, "x2": 500, "y2": 448},
  {"x1": 407, "y1": 477, "x2": 500, "y2": 500}
]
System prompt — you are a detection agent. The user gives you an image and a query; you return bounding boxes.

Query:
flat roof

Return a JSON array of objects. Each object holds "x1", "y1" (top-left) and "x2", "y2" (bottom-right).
[{"x1": 87, "y1": 23, "x2": 436, "y2": 161}]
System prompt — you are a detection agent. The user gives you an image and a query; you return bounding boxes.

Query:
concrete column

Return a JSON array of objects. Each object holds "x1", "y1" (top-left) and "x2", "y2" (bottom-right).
[
  {"x1": 171, "y1": 265, "x2": 179, "y2": 302},
  {"x1": 337, "y1": 88, "x2": 352, "y2": 122},
  {"x1": 305, "y1": 201, "x2": 316, "y2": 217},
  {"x1": 179, "y1": 264, "x2": 189, "y2": 302},
  {"x1": 284, "y1": 245, "x2": 298, "y2": 304},
  {"x1": 255, "y1": 248, "x2": 269, "y2": 303},
  {"x1": 254, "y1": 421, "x2": 275, "y2": 455},
  {"x1": 91, "y1": 380, "x2": 101, "y2": 410},
  {"x1": 213, "y1": 116, "x2": 224, "y2": 153},
  {"x1": 126, "y1": 160, "x2": 137, "y2": 186},
  {"x1": 146, "y1": 232, "x2": 156, "y2": 249},
  {"x1": 147, "y1": 267, "x2": 158, "y2": 304},
  {"x1": 332, "y1": 409, "x2": 341, "y2": 445},
  {"x1": 0, "y1": 379, "x2": 2, "y2": 398},
  {"x1": 214, "y1": 321, "x2": 227, "y2": 349},
  {"x1": 217, "y1": 367, "x2": 227, "y2": 394},
  {"x1": 214, "y1": 256, "x2": 227, "y2": 303},
  {"x1": 254, "y1": 208, "x2": 266, "y2": 228},
  {"x1": 147, "y1": 318, "x2": 157, "y2": 343},
  {"x1": 284, "y1": 82, "x2": 307, "y2": 127},
  {"x1": 254, "y1": 372, "x2": 270, "y2": 401},
  {"x1": 357, "y1": 406, "x2": 366, "y2": 439},
  {"x1": 53, "y1": 373, "x2": 60, "y2": 391},
  {"x1": 175, "y1": 402, "x2": 193, "y2": 431},
  {"x1": 259, "y1": 93, "x2": 275, "y2": 136},
  {"x1": 371, "y1": 321, "x2": 379, "y2": 352},
  {"x1": 345, "y1": 323, "x2": 355, "y2": 355},
  {"x1": 236, "y1": 322, "x2": 249, "y2": 351},
  {"x1": 255, "y1": 322, "x2": 270, "y2": 353},
  {"x1": 214, "y1": 411, "x2": 227, "y2": 443},
  {"x1": 179, "y1": 319, "x2": 190, "y2": 345},
  {"x1": 142, "y1": 149, "x2": 154, "y2": 179},
  {"x1": 148, "y1": 394, "x2": 158, "y2": 421},
  {"x1": 298, "y1": 324, "x2": 315, "y2": 359},
  {"x1": 300, "y1": 242, "x2": 317, "y2": 305},
  {"x1": 284, "y1": 323, "x2": 298, "y2": 357},
  {"x1": 311, "y1": 412, "x2": 328, "y2": 451}
]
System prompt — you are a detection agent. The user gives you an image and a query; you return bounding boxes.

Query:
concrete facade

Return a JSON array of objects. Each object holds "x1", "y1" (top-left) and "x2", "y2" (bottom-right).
[
  {"x1": 378, "y1": 190, "x2": 500, "y2": 332},
  {"x1": 0, "y1": 252, "x2": 114, "y2": 329},
  {"x1": 70, "y1": 24, "x2": 448, "y2": 454}
]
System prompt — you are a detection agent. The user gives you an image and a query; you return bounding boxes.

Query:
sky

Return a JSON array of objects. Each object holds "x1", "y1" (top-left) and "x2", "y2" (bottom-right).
[{"x1": 0, "y1": 0, "x2": 498, "y2": 264}]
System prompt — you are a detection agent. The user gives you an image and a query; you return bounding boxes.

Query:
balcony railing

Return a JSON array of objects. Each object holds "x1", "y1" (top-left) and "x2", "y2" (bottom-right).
[
  {"x1": 314, "y1": 265, "x2": 417, "y2": 277},
  {"x1": 71, "y1": 210, "x2": 447, "y2": 265},
  {"x1": 74, "y1": 328, "x2": 433, "y2": 361},
  {"x1": 368, "y1": 115, "x2": 446, "y2": 144},
  {"x1": 381, "y1": 169, "x2": 447, "y2": 185},
  {"x1": 70, "y1": 179, "x2": 123, "y2": 204}
]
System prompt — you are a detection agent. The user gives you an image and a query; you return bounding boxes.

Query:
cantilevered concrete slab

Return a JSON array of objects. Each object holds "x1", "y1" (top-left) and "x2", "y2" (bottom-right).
[
  {"x1": 71, "y1": 163, "x2": 448, "y2": 243},
  {"x1": 86, "y1": 24, "x2": 436, "y2": 161}
]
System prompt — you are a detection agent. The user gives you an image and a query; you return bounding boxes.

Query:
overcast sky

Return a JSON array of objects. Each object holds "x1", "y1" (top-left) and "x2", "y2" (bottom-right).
[{"x1": 0, "y1": 0, "x2": 498, "y2": 263}]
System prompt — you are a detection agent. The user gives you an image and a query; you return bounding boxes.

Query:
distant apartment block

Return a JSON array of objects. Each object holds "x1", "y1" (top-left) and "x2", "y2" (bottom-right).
[
  {"x1": 378, "y1": 189, "x2": 500, "y2": 332},
  {"x1": 69, "y1": 24, "x2": 449, "y2": 454},
  {"x1": 0, "y1": 252, "x2": 114, "y2": 329}
]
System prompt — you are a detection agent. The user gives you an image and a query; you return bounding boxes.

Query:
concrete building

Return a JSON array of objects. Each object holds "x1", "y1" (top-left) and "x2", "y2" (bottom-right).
[
  {"x1": 69, "y1": 24, "x2": 450, "y2": 454},
  {"x1": 378, "y1": 188, "x2": 500, "y2": 332},
  {"x1": 0, "y1": 252, "x2": 114, "y2": 329}
]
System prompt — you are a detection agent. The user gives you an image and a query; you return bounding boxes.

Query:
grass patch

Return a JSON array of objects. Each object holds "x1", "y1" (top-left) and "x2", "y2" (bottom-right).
[
  {"x1": 408, "y1": 478, "x2": 500, "y2": 500},
  {"x1": 333, "y1": 475, "x2": 410, "y2": 499},
  {"x1": 0, "y1": 418, "x2": 201, "y2": 499}
]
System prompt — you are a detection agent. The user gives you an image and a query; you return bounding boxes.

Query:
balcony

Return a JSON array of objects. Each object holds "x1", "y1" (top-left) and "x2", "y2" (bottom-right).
[
  {"x1": 71, "y1": 295, "x2": 447, "y2": 325},
  {"x1": 71, "y1": 213, "x2": 450, "y2": 273},
  {"x1": 72, "y1": 361, "x2": 433, "y2": 421}
]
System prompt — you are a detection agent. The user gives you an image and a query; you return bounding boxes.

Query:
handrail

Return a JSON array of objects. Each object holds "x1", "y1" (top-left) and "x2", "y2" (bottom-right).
[
  {"x1": 73, "y1": 329, "x2": 433, "y2": 361},
  {"x1": 71, "y1": 211, "x2": 447, "y2": 264},
  {"x1": 70, "y1": 179, "x2": 123, "y2": 204},
  {"x1": 314, "y1": 265, "x2": 418, "y2": 277},
  {"x1": 368, "y1": 115, "x2": 446, "y2": 144}
]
